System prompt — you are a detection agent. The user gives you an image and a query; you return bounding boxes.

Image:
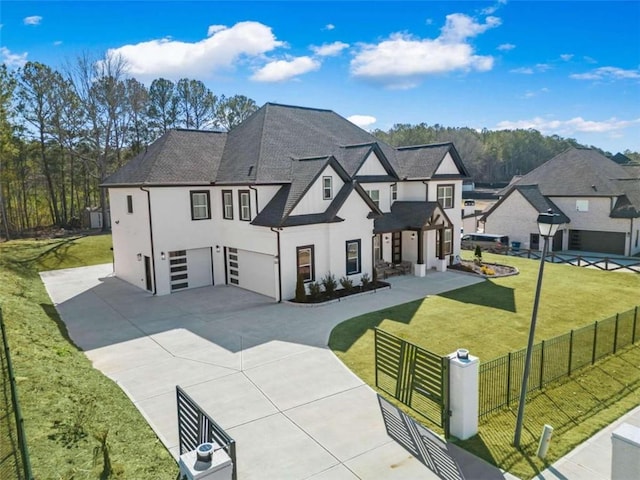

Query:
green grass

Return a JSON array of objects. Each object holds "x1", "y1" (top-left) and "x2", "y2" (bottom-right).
[
  {"x1": 329, "y1": 252, "x2": 640, "y2": 479},
  {"x1": 0, "y1": 234, "x2": 177, "y2": 479}
]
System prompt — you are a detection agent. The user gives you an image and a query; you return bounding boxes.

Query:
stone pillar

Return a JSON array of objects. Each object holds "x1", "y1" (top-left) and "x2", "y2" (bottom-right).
[
  {"x1": 448, "y1": 349, "x2": 479, "y2": 440},
  {"x1": 612, "y1": 423, "x2": 640, "y2": 480}
]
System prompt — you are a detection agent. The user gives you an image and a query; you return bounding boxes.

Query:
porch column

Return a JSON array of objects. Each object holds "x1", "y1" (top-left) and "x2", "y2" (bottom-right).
[
  {"x1": 414, "y1": 229, "x2": 426, "y2": 277},
  {"x1": 435, "y1": 226, "x2": 448, "y2": 272}
]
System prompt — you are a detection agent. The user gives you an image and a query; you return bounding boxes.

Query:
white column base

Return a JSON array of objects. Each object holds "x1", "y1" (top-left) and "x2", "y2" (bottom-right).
[
  {"x1": 448, "y1": 350, "x2": 479, "y2": 440},
  {"x1": 414, "y1": 263, "x2": 426, "y2": 277},
  {"x1": 435, "y1": 258, "x2": 447, "y2": 272}
]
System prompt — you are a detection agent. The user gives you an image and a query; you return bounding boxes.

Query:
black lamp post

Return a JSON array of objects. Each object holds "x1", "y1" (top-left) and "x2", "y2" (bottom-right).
[{"x1": 514, "y1": 209, "x2": 563, "y2": 448}]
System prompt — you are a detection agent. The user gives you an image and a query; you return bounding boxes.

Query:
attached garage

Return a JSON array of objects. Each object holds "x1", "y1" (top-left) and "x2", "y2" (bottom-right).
[
  {"x1": 169, "y1": 248, "x2": 213, "y2": 292},
  {"x1": 568, "y1": 230, "x2": 626, "y2": 255},
  {"x1": 226, "y1": 247, "x2": 276, "y2": 298}
]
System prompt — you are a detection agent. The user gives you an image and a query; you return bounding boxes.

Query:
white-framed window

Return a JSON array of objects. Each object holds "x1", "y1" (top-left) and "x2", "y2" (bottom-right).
[
  {"x1": 576, "y1": 200, "x2": 589, "y2": 212},
  {"x1": 391, "y1": 183, "x2": 397, "y2": 201},
  {"x1": 190, "y1": 191, "x2": 210, "y2": 220},
  {"x1": 437, "y1": 185, "x2": 454, "y2": 209},
  {"x1": 346, "y1": 239, "x2": 361, "y2": 275},
  {"x1": 222, "y1": 190, "x2": 233, "y2": 219},
  {"x1": 297, "y1": 245, "x2": 314, "y2": 282},
  {"x1": 239, "y1": 190, "x2": 251, "y2": 221},
  {"x1": 436, "y1": 228, "x2": 453, "y2": 255},
  {"x1": 322, "y1": 176, "x2": 332, "y2": 200},
  {"x1": 366, "y1": 189, "x2": 380, "y2": 208}
]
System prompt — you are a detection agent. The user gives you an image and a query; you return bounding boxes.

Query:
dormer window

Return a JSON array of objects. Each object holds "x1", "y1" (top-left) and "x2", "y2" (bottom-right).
[
  {"x1": 323, "y1": 176, "x2": 332, "y2": 200},
  {"x1": 366, "y1": 189, "x2": 380, "y2": 208}
]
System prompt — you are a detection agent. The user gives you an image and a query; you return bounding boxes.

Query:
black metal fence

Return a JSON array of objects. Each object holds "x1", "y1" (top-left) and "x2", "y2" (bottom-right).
[
  {"x1": 374, "y1": 328, "x2": 450, "y2": 437},
  {"x1": 176, "y1": 385, "x2": 237, "y2": 480},
  {"x1": 479, "y1": 305, "x2": 640, "y2": 419},
  {"x1": 0, "y1": 307, "x2": 33, "y2": 480},
  {"x1": 507, "y1": 249, "x2": 640, "y2": 273}
]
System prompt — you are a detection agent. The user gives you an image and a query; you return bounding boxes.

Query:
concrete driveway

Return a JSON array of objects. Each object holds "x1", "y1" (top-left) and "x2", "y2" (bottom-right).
[{"x1": 41, "y1": 265, "x2": 511, "y2": 480}]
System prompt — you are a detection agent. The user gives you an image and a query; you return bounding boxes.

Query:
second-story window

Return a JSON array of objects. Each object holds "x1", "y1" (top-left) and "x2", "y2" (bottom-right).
[
  {"x1": 239, "y1": 190, "x2": 251, "y2": 221},
  {"x1": 437, "y1": 185, "x2": 454, "y2": 209},
  {"x1": 323, "y1": 176, "x2": 332, "y2": 200},
  {"x1": 391, "y1": 183, "x2": 397, "y2": 201},
  {"x1": 222, "y1": 190, "x2": 233, "y2": 219},
  {"x1": 190, "y1": 191, "x2": 211, "y2": 220},
  {"x1": 366, "y1": 189, "x2": 380, "y2": 208}
]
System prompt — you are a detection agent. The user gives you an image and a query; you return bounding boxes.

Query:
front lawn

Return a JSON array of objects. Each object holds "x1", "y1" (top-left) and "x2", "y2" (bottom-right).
[
  {"x1": 0, "y1": 234, "x2": 177, "y2": 479},
  {"x1": 329, "y1": 252, "x2": 640, "y2": 479}
]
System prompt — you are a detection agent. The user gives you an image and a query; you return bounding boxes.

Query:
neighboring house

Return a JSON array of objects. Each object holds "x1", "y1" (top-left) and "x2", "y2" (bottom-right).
[
  {"x1": 103, "y1": 103, "x2": 469, "y2": 300},
  {"x1": 482, "y1": 148, "x2": 640, "y2": 256}
]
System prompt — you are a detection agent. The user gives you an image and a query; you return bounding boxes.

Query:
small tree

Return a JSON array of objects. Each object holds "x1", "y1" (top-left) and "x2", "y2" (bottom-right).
[
  {"x1": 474, "y1": 245, "x2": 483, "y2": 264},
  {"x1": 321, "y1": 273, "x2": 338, "y2": 297},
  {"x1": 295, "y1": 273, "x2": 306, "y2": 302}
]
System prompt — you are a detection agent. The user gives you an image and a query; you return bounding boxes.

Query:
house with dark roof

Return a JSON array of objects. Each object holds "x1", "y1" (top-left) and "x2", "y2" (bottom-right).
[
  {"x1": 103, "y1": 103, "x2": 470, "y2": 299},
  {"x1": 481, "y1": 148, "x2": 640, "y2": 256}
]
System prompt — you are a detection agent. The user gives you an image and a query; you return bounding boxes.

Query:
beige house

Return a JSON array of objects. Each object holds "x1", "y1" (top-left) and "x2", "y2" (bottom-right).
[{"x1": 482, "y1": 148, "x2": 640, "y2": 256}]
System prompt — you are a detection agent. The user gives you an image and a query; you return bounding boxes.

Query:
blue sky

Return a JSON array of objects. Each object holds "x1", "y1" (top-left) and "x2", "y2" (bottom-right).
[{"x1": 2, "y1": 1, "x2": 639, "y2": 153}]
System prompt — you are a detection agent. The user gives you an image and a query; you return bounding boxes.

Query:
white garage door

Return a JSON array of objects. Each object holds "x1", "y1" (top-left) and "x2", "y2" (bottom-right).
[
  {"x1": 226, "y1": 248, "x2": 276, "y2": 298},
  {"x1": 169, "y1": 248, "x2": 213, "y2": 292}
]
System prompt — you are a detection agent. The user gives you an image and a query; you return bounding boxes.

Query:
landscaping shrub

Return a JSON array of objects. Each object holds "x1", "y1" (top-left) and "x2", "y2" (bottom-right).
[
  {"x1": 307, "y1": 281, "x2": 322, "y2": 300},
  {"x1": 340, "y1": 276, "x2": 354, "y2": 291},
  {"x1": 295, "y1": 273, "x2": 307, "y2": 302},
  {"x1": 474, "y1": 245, "x2": 483, "y2": 264},
  {"x1": 360, "y1": 273, "x2": 371, "y2": 289},
  {"x1": 321, "y1": 273, "x2": 338, "y2": 297},
  {"x1": 480, "y1": 265, "x2": 495, "y2": 276}
]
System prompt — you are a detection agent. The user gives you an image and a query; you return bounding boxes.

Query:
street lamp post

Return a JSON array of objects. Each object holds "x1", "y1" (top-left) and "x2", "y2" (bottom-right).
[{"x1": 514, "y1": 209, "x2": 563, "y2": 448}]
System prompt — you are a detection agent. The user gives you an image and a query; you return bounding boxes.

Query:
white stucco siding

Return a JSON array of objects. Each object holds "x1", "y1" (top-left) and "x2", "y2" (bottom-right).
[
  {"x1": 109, "y1": 188, "x2": 153, "y2": 292},
  {"x1": 279, "y1": 193, "x2": 374, "y2": 300},
  {"x1": 290, "y1": 166, "x2": 345, "y2": 216},
  {"x1": 484, "y1": 191, "x2": 541, "y2": 249},
  {"x1": 428, "y1": 180, "x2": 464, "y2": 258},
  {"x1": 359, "y1": 182, "x2": 391, "y2": 212},
  {"x1": 434, "y1": 153, "x2": 459, "y2": 175},
  {"x1": 402, "y1": 181, "x2": 427, "y2": 201},
  {"x1": 358, "y1": 151, "x2": 387, "y2": 175}
]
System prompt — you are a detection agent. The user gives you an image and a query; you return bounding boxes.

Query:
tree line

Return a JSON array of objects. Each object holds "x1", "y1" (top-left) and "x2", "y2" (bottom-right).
[
  {"x1": 0, "y1": 53, "x2": 258, "y2": 239},
  {"x1": 1, "y1": 54, "x2": 638, "y2": 239}
]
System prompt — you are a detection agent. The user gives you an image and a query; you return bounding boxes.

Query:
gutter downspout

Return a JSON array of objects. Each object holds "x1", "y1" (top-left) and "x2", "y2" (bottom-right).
[
  {"x1": 422, "y1": 180, "x2": 429, "y2": 201},
  {"x1": 270, "y1": 227, "x2": 282, "y2": 302},
  {"x1": 140, "y1": 187, "x2": 157, "y2": 295},
  {"x1": 249, "y1": 185, "x2": 259, "y2": 215}
]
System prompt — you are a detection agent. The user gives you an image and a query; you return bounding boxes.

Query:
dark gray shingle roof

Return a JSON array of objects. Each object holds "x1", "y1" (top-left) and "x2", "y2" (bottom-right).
[
  {"x1": 395, "y1": 142, "x2": 470, "y2": 180},
  {"x1": 482, "y1": 185, "x2": 571, "y2": 223},
  {"x1": 373, "y1": 201, "x2": 448, "y2": 233},
  {"x1": 102, "y1": 129, "x2": 226, "y2": 186}
]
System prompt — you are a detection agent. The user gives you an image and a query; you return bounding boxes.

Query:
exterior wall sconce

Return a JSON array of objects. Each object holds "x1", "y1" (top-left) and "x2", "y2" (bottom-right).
[
  {"x1": 160, "y1": 252, "x2": 166, "y2": 260},
  {"x1": 215, "y1": 245, "x2": 221, "y2": 253},
  {"x1": 385, "y1": 235, "x2": 390, "y2": 243},
  {"x1": 411, "y1": 232, "x2": 416, "y2": 240},
  {"x1": 137, "y1": 253, "x2": 142, "y2": 261}
]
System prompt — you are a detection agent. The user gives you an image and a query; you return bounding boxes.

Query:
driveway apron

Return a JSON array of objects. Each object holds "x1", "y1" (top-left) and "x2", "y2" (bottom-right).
[{"x1": 41, "y1": 264, "x2": 511, "y2": 479}]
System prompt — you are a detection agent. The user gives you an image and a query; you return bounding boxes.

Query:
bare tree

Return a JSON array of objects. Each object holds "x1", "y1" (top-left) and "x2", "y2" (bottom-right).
[
  {"x1": 176, "y1": 78, "x2": 217, "y2": 129},
  {"x1": 148, "y1": 78, "x2": 177, "y2": 136},
  {"x1": 215, "y1": 94, "x2": 258, "y2": 131}
]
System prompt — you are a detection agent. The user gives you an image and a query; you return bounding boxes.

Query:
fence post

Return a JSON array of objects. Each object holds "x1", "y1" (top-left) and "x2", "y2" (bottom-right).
[
  {"x1": 506, "y1": 352, "x2": 512, "y2": 405},
  {"x1": 568, "y1": 330, "x2": 574, "y2": 376},
  {"x1": 374, "y1": 329, "x2": 379, "y2": 388},
  {"x1": 633, "y1": 307, "x2": 638, "y2": 345},
  {"x1": 540, "y1": 340, "x2": 545, "y2": 389},
  {"x1": 614, "y1": 313, "x2": 619, "y2": 353},
  {"x1": 592, "y1": 321, "x2": 599, "y2": 365},
  {"x1": 605, "y1": 257, "x2": 609, "y2": 270}
]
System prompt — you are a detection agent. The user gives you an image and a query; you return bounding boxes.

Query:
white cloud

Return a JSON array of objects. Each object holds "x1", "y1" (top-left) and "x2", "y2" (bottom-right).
[
  {"x1": 24, "y1": 16, "x2": 42, "y2": 25},
  {"x1": 439, "y1": 13, "x2": 501, "y2": 43},
  {"x1": 510, "y1": 67, "x2": 534, "y2": 74},
  {"x1": 570, "y1": 66, "x2": 640, "y2": 81},
  {"x1": 495, "y1": 116, "x2": 640, "y2": 136},
  {"x1": 510, "y1": 64, "x2": 550, "y2": 75},
  {"x1": 207, "y1": 25, "x2": 226, "y2": 36},
  {"x1": 350, "y1": 13, "x2": 498, "y2": 88},
  {"x1": 324, "y1": 24, "x2": 335, "y2": 31},
  {"x1": 53, "y1": 41, "x2": 62, "y2": 46},
  {"x1": 560, "y1": 54, "x2": 573, "y2": 61},
  {"x1": 311, "y1": 41, "x2": 349, "y2": 57},
  {"x1": 0, "y1": 47, "x2": 27, "y2": 67},
  {"x1": 497, "y1": 43, "x2": 515, "y2": 51},
  {"x1": 106, "y1": 21, "x2": 284, "y2": 79},
  {"x1": 348, "y1": 115, "x2": 377, "y2": 129},
  {"x1": 251, "y1": 56, "x2": 320, "y2": 82}
]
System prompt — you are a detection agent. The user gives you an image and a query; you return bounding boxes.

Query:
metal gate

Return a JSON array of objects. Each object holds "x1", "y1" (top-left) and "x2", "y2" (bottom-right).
[{"x1": 374, "y1": 328, "x2": 450, "y2": 437}]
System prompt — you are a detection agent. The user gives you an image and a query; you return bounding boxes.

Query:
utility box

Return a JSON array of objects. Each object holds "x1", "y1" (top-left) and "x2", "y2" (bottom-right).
[{"x1": 178, "y1": 442, "x2": 233, "y2": 480}]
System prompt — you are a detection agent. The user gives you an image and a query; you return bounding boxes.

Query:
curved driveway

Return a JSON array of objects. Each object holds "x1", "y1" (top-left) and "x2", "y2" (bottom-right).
[{"x1": 41, "y1": 265, "x2": 510, "y2": 480}]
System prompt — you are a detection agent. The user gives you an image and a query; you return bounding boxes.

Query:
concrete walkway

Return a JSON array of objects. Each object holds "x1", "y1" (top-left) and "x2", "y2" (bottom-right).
[{"x1": 42, "y1": 265, "x2": 513, "y2": 479}]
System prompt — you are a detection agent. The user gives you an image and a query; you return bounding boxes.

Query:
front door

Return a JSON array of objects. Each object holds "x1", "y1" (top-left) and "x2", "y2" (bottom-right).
[{"x1": 392, "y1": 232, "x2": 402, "y2": 264}]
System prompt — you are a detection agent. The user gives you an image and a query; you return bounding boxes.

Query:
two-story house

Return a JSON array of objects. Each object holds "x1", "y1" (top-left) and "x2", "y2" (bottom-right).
[
  {"x1": 103, "y1": 103, "x2": 470, "y2": 301},
  {"x1": 481, "y1": 148, "x2": 640, "y2": 256}
]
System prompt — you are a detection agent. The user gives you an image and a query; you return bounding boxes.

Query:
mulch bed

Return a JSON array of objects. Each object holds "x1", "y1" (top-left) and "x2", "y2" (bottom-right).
[
  {"x1": 290, "y1": 280, "x2": 390, "y2": 304},
  {"x1": 449, "y1": 260, "x2": 519, "y2": 277}
]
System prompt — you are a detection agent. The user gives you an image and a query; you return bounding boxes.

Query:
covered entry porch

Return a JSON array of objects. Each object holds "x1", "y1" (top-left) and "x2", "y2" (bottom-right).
[{"x1": 373, "y1": 201, "x2": 454, "y2": 277}]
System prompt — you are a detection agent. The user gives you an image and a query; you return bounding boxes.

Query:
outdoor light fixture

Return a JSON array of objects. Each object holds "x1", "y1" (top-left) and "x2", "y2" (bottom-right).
[
  {"x1": 514, "y1": 209, "x2": 564, "y2": 448},
  {"x1": 160, "y1": 251, "x2": 166, "y2": 260},
  {"x1": 385, "y1": 235, "x2": 390, "y2": 244},
  {"x1": 137, "y1": 253, "x2": 142, "y2": 261},
  {"x1": 215, "y1": 245, "x2": 221, "y2": 253},
  {"x1": 411, "y1": 232, "x2": 416, "y2": 240}
]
